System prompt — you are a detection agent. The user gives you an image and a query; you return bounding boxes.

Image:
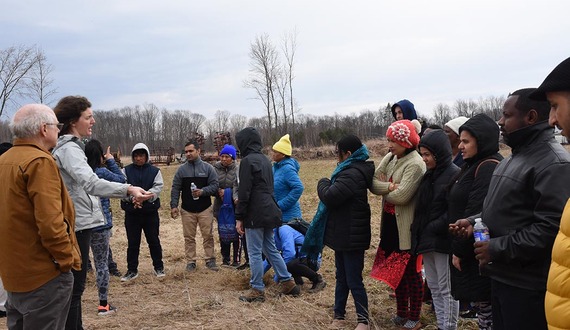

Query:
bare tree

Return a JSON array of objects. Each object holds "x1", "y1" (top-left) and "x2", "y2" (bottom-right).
[
  {"x1": 229, "y1": 114, "x2": 247, "y2": 135},
  {"x1": 244, "y1": 34, "x2": 281, "y2": 136},
  {"x1": 433, "y1": 103, "x2": 452, "y2": 127},
  {"x1": 453, "y1": 99, "x2": 479, "y2": 118},
  {"x1": 211, "y1": 110, "x2": 231, "y2": 133},
  {"x1": 0, "y1": 45, "x2": 40, "y2": 117},
  {"x1": 25, "y1": 49, "x2": 57, "y2": 105},
  {"x1": 282, "y1": 29, "x2": 298, "y2": 133}
]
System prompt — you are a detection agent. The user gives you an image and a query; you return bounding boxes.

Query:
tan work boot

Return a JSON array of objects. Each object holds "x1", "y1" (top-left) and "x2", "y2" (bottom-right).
[
  {"x1": 239, "y1": 288, "x2": 265, "y2": 302},
  {"x1": 279, "y1": 278, "x2": 301, "y2": 296}
]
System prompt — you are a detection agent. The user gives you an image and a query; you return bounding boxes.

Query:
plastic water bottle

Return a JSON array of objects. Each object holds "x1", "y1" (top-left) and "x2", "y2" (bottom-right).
[
  {"x1": 473, "y1": 218, "x2": 490, "y2": 242},
  {"x1": 191, "y1": 182, "x2": 199, "y2": 200}
]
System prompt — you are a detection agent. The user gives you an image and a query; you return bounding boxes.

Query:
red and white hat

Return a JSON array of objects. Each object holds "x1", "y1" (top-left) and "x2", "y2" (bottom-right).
[{"x1": 386, "y1": 119, "x2": 421, "y2": 149}]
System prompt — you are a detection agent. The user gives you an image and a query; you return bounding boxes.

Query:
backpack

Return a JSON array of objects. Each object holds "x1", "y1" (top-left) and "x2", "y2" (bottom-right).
[{"x1": 286, "y1": 218, "x2": 311, "y2": 236}]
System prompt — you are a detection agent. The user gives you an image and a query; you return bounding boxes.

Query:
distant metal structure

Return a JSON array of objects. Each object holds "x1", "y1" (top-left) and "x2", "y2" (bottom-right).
[
  {"x1": 182, "y1": 131, "x2": 234, "y2": 163},
  {"x1": 149, "y1": 147, "x2": 176, "y2": 165}
]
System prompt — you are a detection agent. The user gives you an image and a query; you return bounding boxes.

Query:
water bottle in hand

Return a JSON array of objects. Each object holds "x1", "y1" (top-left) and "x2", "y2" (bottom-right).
[
  {"x1": 191, "y1": 182, "x2": 199, "y2": 200},
  {"x1": 473, "y1": 218, "x2": 490, "y2": 242}
]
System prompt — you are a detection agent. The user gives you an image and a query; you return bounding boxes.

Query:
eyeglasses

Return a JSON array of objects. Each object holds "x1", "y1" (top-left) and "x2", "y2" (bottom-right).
[{"x1": 46, "y1": 123, "x2": 64, "y2": 130}]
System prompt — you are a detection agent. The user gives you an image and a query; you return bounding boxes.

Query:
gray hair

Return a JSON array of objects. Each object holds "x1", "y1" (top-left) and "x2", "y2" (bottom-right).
[{"x1": 10, "y1": 104, "x2": 55, "y2": 139}]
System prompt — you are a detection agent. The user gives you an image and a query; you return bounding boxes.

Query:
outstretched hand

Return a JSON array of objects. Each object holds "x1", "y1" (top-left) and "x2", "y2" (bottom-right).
[{"x1": 128, "y1": 186, "x2": 153, "y2": 204}]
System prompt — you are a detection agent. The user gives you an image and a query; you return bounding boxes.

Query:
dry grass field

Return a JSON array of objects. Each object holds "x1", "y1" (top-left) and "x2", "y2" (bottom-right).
[{"x1": 2, "y1": 139, "x2": 494, "y2": 330}]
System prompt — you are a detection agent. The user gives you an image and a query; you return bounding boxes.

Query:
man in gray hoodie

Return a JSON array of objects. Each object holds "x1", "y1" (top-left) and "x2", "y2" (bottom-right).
[{"x1": 120, "y1": 143, "x2": 164, "y2": 282}]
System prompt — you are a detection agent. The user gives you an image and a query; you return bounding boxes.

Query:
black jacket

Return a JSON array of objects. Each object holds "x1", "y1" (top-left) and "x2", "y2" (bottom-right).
[
  {"x1": 411, "y1": 129, "x2": 460, "y2": 255},
  {"x1": 448, "y1": 114, "x2": 503, "y2": 301},
  {"x1": 478, "y1": 121, "x2": 570, "y2": 290},
  {"x1": 234, "y1": 127, "x2": 282, "y2": 229},
  {"x1": 320, "y1": 160, "x2": 375, "y2": 251}
]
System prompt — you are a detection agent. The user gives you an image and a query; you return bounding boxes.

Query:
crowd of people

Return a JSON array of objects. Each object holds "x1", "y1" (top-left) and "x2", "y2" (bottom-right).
[{"x1": 2, "y1": 56, "x2": 570, "y2": 330}]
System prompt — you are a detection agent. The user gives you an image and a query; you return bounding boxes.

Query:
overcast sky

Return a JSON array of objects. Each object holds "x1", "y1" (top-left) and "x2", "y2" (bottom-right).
[{"x1": 2, "y1": 0, "x2": 569, "y2": 121}]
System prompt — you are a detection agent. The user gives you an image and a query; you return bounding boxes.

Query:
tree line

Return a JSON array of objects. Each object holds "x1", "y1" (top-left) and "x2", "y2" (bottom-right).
[{"x1": 0, "y1": 42, "x2": 507, "y2": 154}]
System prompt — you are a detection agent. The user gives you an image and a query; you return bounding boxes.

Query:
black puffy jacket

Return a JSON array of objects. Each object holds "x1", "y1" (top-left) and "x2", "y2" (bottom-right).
[
  {"x1": 411, "y1": 129, "x2": 460, "y2": 255},
  {"x1": 320, "y1": 160, "x2": 375, "y2": 251}
]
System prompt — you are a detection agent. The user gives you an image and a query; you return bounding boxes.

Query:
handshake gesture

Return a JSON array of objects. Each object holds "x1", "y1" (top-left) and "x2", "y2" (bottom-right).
[{"x1": 127, "y1": 186, "x2": 154, "y2": 209}]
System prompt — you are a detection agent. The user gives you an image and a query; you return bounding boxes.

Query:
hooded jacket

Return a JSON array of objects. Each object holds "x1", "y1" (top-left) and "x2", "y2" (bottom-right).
[
  {"x1": 273, "y1": 156, "x2": 304, "y2": 222},
  {"x1": 52, "y1": 135, "x2": 129, "y2": 231},
  {"x1": 121, "y1": 143, "x2": 164, "y2": 214},
  {"x1": 411, "y1": 130, "x2": 460, "y2": 255},
  {"x1": 212, "y1": 160, "x2": 239, "y2": 218},
  {"x1": 0, "y1": 140, "x2": 81, "y2": 292},
  {"x1": 234, "y1": 127, "x2": 282, "y2": 229},
  {"x1": 391, "y1": 99, "x2": 418, "y2": 120},
  {"x1": 447, "y1": 113, "x2": 503, "y2": 301},
  {"x1": 473, "y1": 121, "x2": 570, "y2": 291}
]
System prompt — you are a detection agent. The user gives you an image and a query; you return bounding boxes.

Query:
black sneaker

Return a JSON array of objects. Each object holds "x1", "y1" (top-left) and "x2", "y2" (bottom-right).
[
  {"x1": 206, "y1": 260, "x2": 219, "y2": 271},
  {"x1": 0, "y1": 310, "x2": 6, "y2": 318},
  {"x1": 308, "y1": 274, "x2": 327, "y2": 293},
  {"x1": 154, "y1": 268, "x2": 166, "y2": 278},
  {"x1": 186, "y1": 262, "x2": 197, "y2": 272},
  {"x1": 236, "y1": 262, "x2": 250, "y2": 270},
  {"x1": 109, "y1": 269, "x2": 122, "y2": 278},
  {"x1": 120, "y1": 271, "x2": 138, "y2": 282}
]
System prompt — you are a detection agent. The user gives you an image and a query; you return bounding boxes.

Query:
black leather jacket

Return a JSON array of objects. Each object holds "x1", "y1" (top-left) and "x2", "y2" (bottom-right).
[{"x1": 475, "y1": 122, "x2": 570, "y2": 290}]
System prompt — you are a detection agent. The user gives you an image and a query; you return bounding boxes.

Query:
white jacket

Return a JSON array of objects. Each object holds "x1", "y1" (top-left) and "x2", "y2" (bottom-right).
[{"x1": 52, "y1": 135, "x2": 128, "y2": 231}]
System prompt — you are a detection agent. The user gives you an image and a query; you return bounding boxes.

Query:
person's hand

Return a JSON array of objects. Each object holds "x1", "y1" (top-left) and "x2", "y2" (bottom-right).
[
  {"x1": 104, "y1": 146, "x2": 113, "y2": 161},
  {"x1": 236, "y1": 220, "x2": 244, "y2": 235},
  {"x1": 378, "y1": 173, "x2": 387, "y2": 182},
  {"x1": 192, "y1": 189, "x2": 202, "y2": 199},
  {"x1": 171, "y1": 207, "x2": 179, "y2": 219},
  {"x1": 474, "y1": 241, "x2": 491, "y2": 267},
  {"x1": 449, "y1": 219, "x2": 473, "y2": 239},
  {"x1": 452, "y1": 254, "x2": 462, "y2": 271},
  {"x1": 128, "y1": 187, "x2": 153, "y2": 204},
  {"x1": 218, "y1": 188, "x2": 224, "y2": 198}
]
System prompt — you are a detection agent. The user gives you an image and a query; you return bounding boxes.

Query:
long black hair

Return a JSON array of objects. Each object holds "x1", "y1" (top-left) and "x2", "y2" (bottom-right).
[{"x1": 85, "y1": 139, "x2": 104, "y2": 171}]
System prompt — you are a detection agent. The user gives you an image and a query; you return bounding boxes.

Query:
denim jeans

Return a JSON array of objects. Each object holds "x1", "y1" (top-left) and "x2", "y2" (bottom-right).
[
  {"x1": 245, "y1": 227, "x2": 291, "y2": 291},
  {"x1": 334, "y1": 250, "x2": 368, "y2": 324}
]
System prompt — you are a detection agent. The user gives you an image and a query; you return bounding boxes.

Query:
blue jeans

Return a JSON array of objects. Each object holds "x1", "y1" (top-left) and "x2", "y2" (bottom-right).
[
  {"x1": 245, "y1": 227, "x2": 291, "y2": 291},
  {"x1": 334, "y1": 250, "x2": 368, "y2": 324}
]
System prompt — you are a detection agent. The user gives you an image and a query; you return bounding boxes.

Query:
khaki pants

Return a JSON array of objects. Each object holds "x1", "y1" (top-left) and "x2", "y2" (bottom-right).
[{"x1": 181, "y1": 207, "x2": 215, "y2": 263}]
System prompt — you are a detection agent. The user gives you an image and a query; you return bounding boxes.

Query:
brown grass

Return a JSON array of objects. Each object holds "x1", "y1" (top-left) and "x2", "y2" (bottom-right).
[{"x1": 0, "y1": 140, "x2": 486, "y2": 330}]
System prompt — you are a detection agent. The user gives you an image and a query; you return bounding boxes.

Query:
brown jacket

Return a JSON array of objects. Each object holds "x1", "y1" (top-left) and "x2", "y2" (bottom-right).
[{"x1": 0, "y1": 139, "x2": 81, "y2": 292}]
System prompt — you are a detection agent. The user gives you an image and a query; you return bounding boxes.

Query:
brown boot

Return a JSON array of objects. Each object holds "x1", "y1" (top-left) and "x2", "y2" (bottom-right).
[
  {"x1": 280, "y1": 278, "x2": 301, "y2": 296},
  {"x1": 239, "y1": 288, "x2": 265, "y2": 302}
]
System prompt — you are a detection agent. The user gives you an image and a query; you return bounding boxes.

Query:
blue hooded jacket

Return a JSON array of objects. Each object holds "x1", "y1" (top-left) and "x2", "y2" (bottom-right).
[
  {"x1": 273, "y1": 156, "x2": 304, "y2": 222},
  {"x1": 391, "y1": 99, "x2": 418, "y2": 120}
]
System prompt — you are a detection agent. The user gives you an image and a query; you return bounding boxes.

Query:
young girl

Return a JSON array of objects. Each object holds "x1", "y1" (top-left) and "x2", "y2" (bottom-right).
[
  {"x1": 371, "y1": 120, "x2": 426, "y2": 330},
  {"x1": 411, "y1": 129, "x2": 460, "y2": 329},
  {"x1": 85, "y1": 139, "x2": 126, "y2": 315}
]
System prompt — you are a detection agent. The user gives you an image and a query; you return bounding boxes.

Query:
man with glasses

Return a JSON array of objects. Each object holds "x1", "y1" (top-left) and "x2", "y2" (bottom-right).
[{"x1": 0, "y1": 104, "x2": 80, "y2": 329}]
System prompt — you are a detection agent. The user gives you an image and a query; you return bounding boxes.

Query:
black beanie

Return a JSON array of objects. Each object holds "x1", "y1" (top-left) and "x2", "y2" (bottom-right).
[{"x1": 337, "y1": 135, "x2": 362, "y2": 154}]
